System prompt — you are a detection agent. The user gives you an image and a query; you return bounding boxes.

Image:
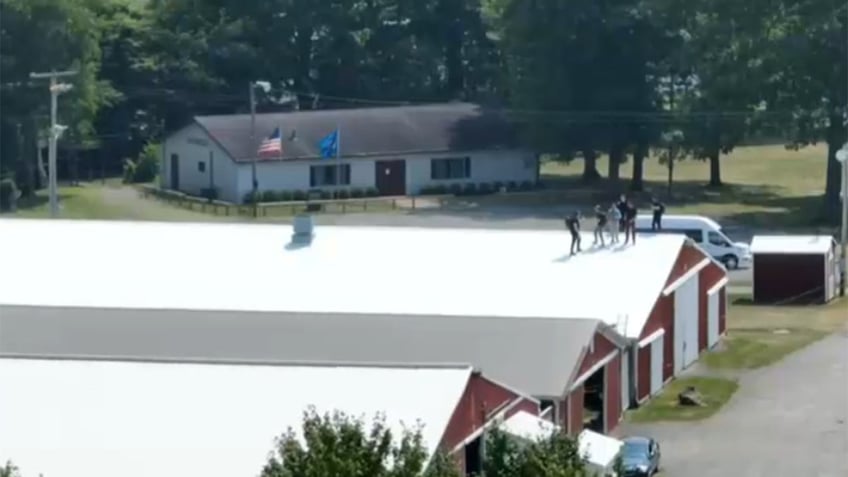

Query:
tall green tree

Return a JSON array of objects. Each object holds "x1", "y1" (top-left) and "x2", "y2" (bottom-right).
[
  {"x1": 261, "y1": 408, "x2": 461, "y2": 477},
  {"x1": 758, "y1": 1, "x2": 847, "y2": 218},
  {"x1": 0, "y1": 0, "x2": 112, "y2": 193},
  {"x1": 484, "y1": 427, "x2": 595, "y2": 477}
]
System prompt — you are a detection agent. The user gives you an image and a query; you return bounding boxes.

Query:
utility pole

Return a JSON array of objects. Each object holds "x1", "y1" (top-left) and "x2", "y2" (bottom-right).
[
  {"x1": 249, "y1": 82, "x2": 258, "y2": 217},
  {"x1": 30, "y1": 70, "x2": 76, "y2": 218},
  {"x1": 836, "y1": 147, "x2": 847, "y2": 297}
]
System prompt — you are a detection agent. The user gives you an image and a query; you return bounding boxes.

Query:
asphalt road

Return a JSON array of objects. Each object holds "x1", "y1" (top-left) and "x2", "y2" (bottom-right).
[{"x1": 622, "y1": 330, "x2": 848, "y2": 477}]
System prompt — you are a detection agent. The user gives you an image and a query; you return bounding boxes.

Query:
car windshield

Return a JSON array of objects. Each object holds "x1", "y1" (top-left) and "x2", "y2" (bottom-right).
[{"x1": 623, "y1": 441, "x2": 649, "y2": 457}]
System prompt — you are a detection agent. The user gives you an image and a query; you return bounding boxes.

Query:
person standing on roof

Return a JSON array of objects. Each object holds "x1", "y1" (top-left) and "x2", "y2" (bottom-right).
[
  {"x1": 565, "y1": 211, "x2": 582, "y2": 255},
  {"x1": 616, "y1": 194, "x2": 628, "y2": 236},
  {"x1": 651, "y1": 196, "x2": 666, "y2": 231},
  {"x1": 623, "y1": 200, "x2": 638, "y2": 245},
  {"x1": 607, "y1": 201, "x2": 621, "y2": 244},
  {"x1": 592, "y1": 204, "x2": 607, "y2": 247}
]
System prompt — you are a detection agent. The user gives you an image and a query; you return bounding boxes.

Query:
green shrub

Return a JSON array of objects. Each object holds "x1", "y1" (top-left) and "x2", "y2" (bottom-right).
[
  {"x1": 336, "y1": 189, "x2": 350, "y2": 199},
  {"x1": 279, "y1": 190, "x2": 294, "y2": 202},
  {"x1": 292, "y1": 190, "x2": 307, "y2": 201},
  {"x1": 133, "y1": 143, "x2": 160, "y2": 183},
  {"x1": 261, "y1": 190, "x2": 279, "y2": 202},
  {"x1": 243, "y1": 191, "x2": 259, "y2": 204},
  {"x1": 350, "y1": 188, "x2": 364, "y2": 198},
  {"x1": 432, "y1": 184, "x2": 448, "y2": 195},
  {"x1": 478, "y1": 182, "x2": 492, "y2": 194},
  {"x1": 448, "y1": 183, "x2": 463, "y2": 195},
  {"x1": 493, "y1": 181, "x2": 505, "y2": 192},
  {"x1": 0, "y1": 178, "x2": 18, "y2": 211},
  {"x1": 365, "y1": 187, "x2": 379, "y2": 197},
  {"x1": 122, "y1": 158, "x2": 137, "y2": 184},
  {"x1": 200, "y1": 187, "x2": 219, "y2": 200},
  {"x1": 462, "y1": 183, "x2": 477, "y2": 195},
  {"x1": 519, "y1": 180, "x2": 534, "y2": 191},
  {"x1": 419, "y1": 186, "x2": 435, "y2": 195},
  {"x1": 506, "y1": 180, "x2": 518, "y2": 191}
]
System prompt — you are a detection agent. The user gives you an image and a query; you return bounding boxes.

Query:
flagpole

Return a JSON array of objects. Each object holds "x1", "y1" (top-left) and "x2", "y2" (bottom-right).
[{"x1": 335, "y1": 124, "x2": 341, "y2": 199}]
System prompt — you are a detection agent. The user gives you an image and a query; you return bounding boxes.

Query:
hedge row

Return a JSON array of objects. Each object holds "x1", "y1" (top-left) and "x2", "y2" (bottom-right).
[
  {"x1": 419, "y1": 180, "x2": 540, "y2": 196},
  {"x1": 244, "y1": 187, "x2": 380, "y2": 204}
]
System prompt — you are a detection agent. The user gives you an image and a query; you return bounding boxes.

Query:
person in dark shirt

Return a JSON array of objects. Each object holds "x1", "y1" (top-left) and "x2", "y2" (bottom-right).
[
  {"x1": 651, "y1": 197, "x2": 666, "y2": 231},
  {"x1": 623, "y1": 200, "x2": 638, "y2": 245},
  {"x1": 565, "y1": 211, "x2": 582, "y2": 255},
  {"x1": 616, "y1": 194, "x2": 628, "y2": 234},
  {"x1": 592, "y1": 204, "x2": 607, "y2": 247}
]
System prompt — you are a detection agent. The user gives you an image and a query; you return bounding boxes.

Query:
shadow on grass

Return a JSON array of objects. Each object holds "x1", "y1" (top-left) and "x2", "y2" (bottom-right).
[{"x1": 627, "y1": 376, "x2": 739, "y2": 422}]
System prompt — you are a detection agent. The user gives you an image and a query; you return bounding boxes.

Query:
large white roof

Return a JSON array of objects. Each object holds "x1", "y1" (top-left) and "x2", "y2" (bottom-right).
[
  {"x1": 0, "y1": 219, "x2": 686, "y2": 338},
  {"x1": 0, "y1": 358, "x2": 470, "y2": 477},
  {"x1": 751, "y1": 235, "x2": 835, "y2": 255}
]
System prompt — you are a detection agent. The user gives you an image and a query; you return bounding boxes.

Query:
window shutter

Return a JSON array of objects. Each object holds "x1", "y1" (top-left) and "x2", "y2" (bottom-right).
[
  {"x1": 464, "y1": 157, "x2": 471, "y2": 178},
  {"x1": 309, "y1": 167, "x2": 316, "y2": 187}
]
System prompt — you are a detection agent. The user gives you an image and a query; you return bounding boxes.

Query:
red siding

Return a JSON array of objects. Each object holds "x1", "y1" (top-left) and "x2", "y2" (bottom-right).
[
  {"x1": 440, "y1": 372, "x2": 539, "y2": 452},
  {"x1": 577, "y1": 332, "x2": 618, "y2": 376},
  {"x1": 753, "y1": 254, "x2": 826, "y2": 304},
  {"x1": 567, "y1": 385, "x2": 584, "y2": 435},
  {"x1": 719, "y1": 287, "x2": 727, "y2": 334},
  {"x1": 636, "y1": 345, "x2": 651, "y2": 402},
  {"x1": 640, "y1": 295, "x2": 674, "y2": 382},
  {"x1": 605, "y1": 354, "x2": 622, "y2": 434},
  {"x1": 665, "y1": 244, "x2": 706, "y2": 287}
]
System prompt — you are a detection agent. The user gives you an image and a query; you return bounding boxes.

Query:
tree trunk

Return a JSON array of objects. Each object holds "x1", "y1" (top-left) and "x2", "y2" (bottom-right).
[
  {"x1": 582, "y1": 149, "x2": 601, "y2": 182},
  {"x1": 707, "y1": 146, "x2": 722, "y2": 187},
  {"x1": 825, "y1": 115, "x2": 845, "y2": 222},
  {"x1": 608, "y1": 144, "x2": 624, "y2": 183},
  {"x1": 631, "y1": 141, "x2": 647, "y2": 191},
  {"x1": 666, "y1": 151, "x2": 674, "y2": 197}
]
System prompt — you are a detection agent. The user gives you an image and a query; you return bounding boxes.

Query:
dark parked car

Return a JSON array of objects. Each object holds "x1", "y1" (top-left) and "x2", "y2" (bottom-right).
[{"x1": 621, "y1": 436, "x2": 660, "y2": 476}]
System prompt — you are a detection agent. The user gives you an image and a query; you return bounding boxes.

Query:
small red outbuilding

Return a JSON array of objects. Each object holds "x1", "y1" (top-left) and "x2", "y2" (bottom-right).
[{"x1": 751, "y1": 235, "x2": 840, "y2": 304}]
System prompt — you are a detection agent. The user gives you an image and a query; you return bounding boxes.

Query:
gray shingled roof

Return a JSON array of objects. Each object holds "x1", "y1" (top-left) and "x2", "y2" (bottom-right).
[
  {"x1": 194, "y1": 103, "x2": 522, "y2": 162},
  {"x1": 0, "y1": 305, "x2": 602, "y2": 398}
]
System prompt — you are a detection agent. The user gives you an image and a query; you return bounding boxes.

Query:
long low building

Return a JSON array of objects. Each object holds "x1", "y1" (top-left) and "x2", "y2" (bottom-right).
[
  {"x1": 0, "y1": 218, "x2": 729, "y2": 437},
  {"x1": 0, "y1": 358, "x2": 539, "y2": 477}
]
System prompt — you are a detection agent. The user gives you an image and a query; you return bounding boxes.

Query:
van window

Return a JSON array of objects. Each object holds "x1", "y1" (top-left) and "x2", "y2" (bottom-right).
[
  {"x1": 708, "y1": 231, "x2": 731, "y2": 247},
  {"x1": 665, "y1": 228, "x2": 703, "y2": 242}
]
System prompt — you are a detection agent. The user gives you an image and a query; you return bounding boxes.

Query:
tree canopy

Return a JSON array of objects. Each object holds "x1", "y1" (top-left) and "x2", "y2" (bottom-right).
[{"x1": 0, "y1": 0, "x2": 843, "y2": 217}]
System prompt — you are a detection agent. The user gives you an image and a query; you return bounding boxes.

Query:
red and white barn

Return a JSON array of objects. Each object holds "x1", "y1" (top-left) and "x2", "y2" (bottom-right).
[
  {"x1": 0, "y1": 219, "x2": 728, "y2": 440},
  {"x1": 0, "y1": 357, "x2": 540, "y2": 477}
]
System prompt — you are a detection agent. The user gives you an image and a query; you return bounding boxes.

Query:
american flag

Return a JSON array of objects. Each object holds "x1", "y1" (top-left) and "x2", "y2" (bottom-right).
[{"x1": 257, "y1": 127, "x2": 283, "y2": 158}]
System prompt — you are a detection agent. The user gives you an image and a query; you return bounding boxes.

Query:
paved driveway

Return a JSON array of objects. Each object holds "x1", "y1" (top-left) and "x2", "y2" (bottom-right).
[{"x1": 621, "y1": 331, "x2": 848, "y2": 477}]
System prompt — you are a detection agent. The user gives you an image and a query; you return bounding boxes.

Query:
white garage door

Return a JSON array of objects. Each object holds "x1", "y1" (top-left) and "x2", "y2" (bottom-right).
[
  {"x1": 621, "y1": 350, "x2": 630, "y2": 411},
  {"x1": 650, "y1": 335, "x2": 663, "y2": 395},
  {"x1": 674, "y1": 274, "x2": 700, "y2": 371},
  {"x1": 707, "y1": 290, "x2": 720, "y2": 348}
]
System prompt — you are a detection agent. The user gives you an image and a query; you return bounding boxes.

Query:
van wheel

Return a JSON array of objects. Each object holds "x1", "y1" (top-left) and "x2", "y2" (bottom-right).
[{"x1": 723, "y1": 255, "x2": 739, "y2": 270}]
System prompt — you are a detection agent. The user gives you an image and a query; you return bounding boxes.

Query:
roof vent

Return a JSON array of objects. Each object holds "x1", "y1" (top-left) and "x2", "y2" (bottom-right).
[{"x1": 291, "y1": 214, "x2": 314, "y2": 245}]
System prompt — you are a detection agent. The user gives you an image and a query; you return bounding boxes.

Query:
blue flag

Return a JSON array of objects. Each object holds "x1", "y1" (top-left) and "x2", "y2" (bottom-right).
[{"x1": 318, "y1": 128, "x2": 339, "y2": 159}]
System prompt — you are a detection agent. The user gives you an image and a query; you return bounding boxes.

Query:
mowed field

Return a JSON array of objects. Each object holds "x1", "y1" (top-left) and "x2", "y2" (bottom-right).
[{"x1": 538, "y1": 144, "x2": 833, "y2": 228}]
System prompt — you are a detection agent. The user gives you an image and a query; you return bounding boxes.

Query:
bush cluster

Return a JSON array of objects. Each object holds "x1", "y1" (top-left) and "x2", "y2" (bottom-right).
[
  {"x1": 123, "y1": 142, "x2": 160, "y2": 184},
  {"x1": 244, "y1": 187, "x2": 379, "y2": 204},
  {"x1": 419, "y1": 180, "x2": 540, "y2": 196}
]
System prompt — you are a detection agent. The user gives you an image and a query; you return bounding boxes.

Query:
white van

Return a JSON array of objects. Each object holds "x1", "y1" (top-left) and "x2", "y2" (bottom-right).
[{"x1": 635, "y1": 215, "x2": 752, "y2": 269}]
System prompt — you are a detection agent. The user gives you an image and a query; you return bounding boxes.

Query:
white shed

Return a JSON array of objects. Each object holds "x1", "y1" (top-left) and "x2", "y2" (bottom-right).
[{"x1": 750, "y1": 235, "x2": 840, "y2": 304}]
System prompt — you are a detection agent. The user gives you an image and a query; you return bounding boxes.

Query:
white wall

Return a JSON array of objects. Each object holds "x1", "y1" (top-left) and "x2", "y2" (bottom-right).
[
  {"x1": 162, "y1": 127, "x2": 538, "y2": 204},
  {"x1": 405, "y1": 149, "x2": 538, "y2": 194},
  {"x1": 235, "y1": 158, "x2": 376, "y2": 203},
  {"x1": 162, "y1": 124, "x2": 239, "y2": 202}
]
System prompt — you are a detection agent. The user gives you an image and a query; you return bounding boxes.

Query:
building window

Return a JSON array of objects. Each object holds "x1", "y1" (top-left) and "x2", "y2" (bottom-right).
[
  {"x1": 430, "y1": 157, "x2": 470, "y2": 180},
  {"x1": 197, "y1": 161, "x2": 206, "y2": 173},
  {"x1": 310, "y1": 164, "x2": 351, "y2": 187}
]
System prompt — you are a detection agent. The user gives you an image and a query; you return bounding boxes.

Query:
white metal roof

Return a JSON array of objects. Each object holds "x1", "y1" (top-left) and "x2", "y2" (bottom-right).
[
  {"x1": 0, "y1": 358, "x2": 470, "y2": 477},
  {"x1": 578, "y1": 429, "x2": 624, "y2": 472},
  {"x1": 0, "y1": 219, "x2": 687, "y2": 338},
  {"x1": 499, "y1": 410, "x2": 559, "y2": 442},
  {"x1": 750, "y1": 235, "x2": 835, "y2": 255}
]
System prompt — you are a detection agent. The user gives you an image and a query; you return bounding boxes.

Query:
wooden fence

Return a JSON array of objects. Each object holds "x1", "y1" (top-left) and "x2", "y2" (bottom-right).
[{"x1": 136, "y1": 185, "x2": 451, "y2": 217}]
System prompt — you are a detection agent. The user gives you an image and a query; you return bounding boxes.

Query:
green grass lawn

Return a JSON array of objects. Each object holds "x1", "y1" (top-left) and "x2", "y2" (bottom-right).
[
  {"x1": 627, "y1": 376, "x2": 739, "y2": 422},
  {"x1": 6, "y1": 181, "x2": 228, "y2": 222},
  {"x1": 471, "y1": 143, "x2": 835, "y2": 230},
  {"x1": 703, "y1": 297, "x2": 848, "y2": 370}
]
